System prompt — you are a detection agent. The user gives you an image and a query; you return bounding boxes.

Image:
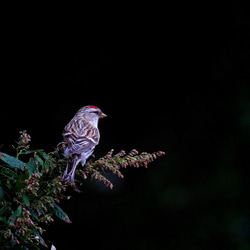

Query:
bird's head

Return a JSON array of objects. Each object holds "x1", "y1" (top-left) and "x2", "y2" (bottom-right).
[{"x1": 79, "y1": 105, "x2": 107, "y2": 127}]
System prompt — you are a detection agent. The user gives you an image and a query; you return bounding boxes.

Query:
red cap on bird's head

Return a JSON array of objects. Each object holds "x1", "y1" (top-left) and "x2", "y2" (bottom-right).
[{"x1": 89, "y1": 105, "x2": 99, "y2": 109}]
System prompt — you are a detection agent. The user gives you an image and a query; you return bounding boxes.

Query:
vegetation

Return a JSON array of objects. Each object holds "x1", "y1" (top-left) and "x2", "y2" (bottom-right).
[{"x1": 0, "y1": 131, "x2": 164, "y2": 249}]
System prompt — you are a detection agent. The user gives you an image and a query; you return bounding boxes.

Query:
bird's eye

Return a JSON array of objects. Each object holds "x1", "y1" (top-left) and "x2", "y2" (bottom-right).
[{"x1": 92, "y1": 110, "x2": 99, "y2": 114}]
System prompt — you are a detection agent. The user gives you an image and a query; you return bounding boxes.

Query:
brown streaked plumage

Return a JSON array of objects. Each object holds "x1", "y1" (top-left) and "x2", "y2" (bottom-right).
[{"x1": 62, "y1": 105, "x2": 107, "y2": 183}]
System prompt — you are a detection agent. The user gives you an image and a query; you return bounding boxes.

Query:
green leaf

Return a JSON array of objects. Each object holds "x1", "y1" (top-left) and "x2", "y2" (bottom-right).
[
  {"x1": 0, "y1": 165, "x2": 18, "y2": 181},
  {"x1": 5, "y1": 179, "x2": 14, "y2": 190},
  {"x1": 29, "y1": 209, "x2": 38, "y2": 220},
  {"x1": 15, "y1": 170, "x2": 29, "y2": 192},
  {"x1": 0, "y1": 202, "x2": 8, "y2": 217},
  {"x1": 44, "y1": 160, "x2": 54, "y2": 173},
  {"x1": 22, "y1": 193, "x2": 30, "y2": 206},
  {"x1": 32, "y1": 228, "x2": 48, "y2": 248},
  {"x1": 0, "y1": 186, "x2": 4, "y2": 201},
  {"x1": 37, "y1": 182, "x2": 47, "y2": 198},
  {"x1": 0, "y1": 216, "x2": 8, "y2": 224},
  {"x1": 15, "y1": 205, "x2": 22, "y2": 217},
  {"x1": 8, "y1": 212, "x2": 16, "y2": 225},
  {"x1": 39, "y1": 150, "x2": 54, "y2": 173},
  {"x1": 0, "y1": 152, "x2": 26, "y2": 170},
  {"x1": 51, "y1": 203, "x2": 72, "y2": 223},
  {"x1": 34, "y1": 154, "x2": 43, "y2": 166},
  {"x1": 19, "y1": 149, "x2": 45, "y2": 156},
  {"x1": 8, "y1": 205, "x2": 22, "y2": 225},
  {"x1": 26, "y1": 158, "x2": 39, "y2": 175},
  {"x1": 38, "y1": 150, "x2": 50, "y2": 160}
]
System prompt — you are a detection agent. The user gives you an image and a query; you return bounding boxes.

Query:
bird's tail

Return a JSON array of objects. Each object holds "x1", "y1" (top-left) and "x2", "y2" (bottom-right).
[{"x1": 62, "y1": 156, "x2": 81, "y2": 183}]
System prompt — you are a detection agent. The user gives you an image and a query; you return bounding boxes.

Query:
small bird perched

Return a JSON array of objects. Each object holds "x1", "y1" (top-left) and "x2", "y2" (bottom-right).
[{"x1": 61, "y1": 105, "x2": 107, "y2": 183}]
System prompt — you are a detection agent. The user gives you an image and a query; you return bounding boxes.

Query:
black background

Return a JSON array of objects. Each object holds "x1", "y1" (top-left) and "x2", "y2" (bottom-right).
[{"x1": 1, "y1": 3, "x2": 250, "y2": 249}]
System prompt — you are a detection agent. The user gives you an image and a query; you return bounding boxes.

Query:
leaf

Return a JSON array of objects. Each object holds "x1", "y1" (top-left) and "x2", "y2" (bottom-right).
[
  {"x1": 44, "y1": 160, "x2": 54, "y2": 173},
  {"x1": 22, "y1": 193, "x2": 30, "y2": 206},
  {"x1": 0, "y1": 152, "x2": 26, "y2": 170},
  {"x1": 15, "y1": 205, "x2": 22, "y2": 217},
  {"x1": 0, "y1": 216, "x2": 8, "y2": 224},
  {"x1": 40, "y1": 151, "x2": 55, "y2": 173},
  {"x1": 32, "y1": 228, "x2": 48, "y2": 248},
  {"x1": 7, "y1": 206, "x2": 22, "y2": 225},
  {"x1": 29, "y1": 209, "x2": 38, "y2": 220},
  {"x1": 19, "y1": 149, "x2": 44, "y2": 155},
  {"x1": 26, "y1": 158, "x2": 39, "y2": 175},
  {"x1": 0, "y1": 186, "x2": 4, "y2": 201},
  {"x1": 38, "y1": 150, "x2": 50, "y2": 160},
  {"x1": 0, "y1": 165, "x2": 18, "y2": 181},
  {"x1": 7, "y1": 206, "x2": 22, "y2": 226},
  {"x1": 34, "y1": 154, "x2": 44, "y2": 166},
  {"x1": 8, "y1": 212, "x2": 16, "y2": 225},
  {"x1": 5, "y1": 179, "x2": 14, "y2": 190},
  {"x1": 15, "y1": 170, "x2": 29, "y2": 192},
  {"x1": 51, "y1": 203, "x2": 72, "y2": 223},
  {"x1": 0, "y1": 202, "x2": 8, "y2": 217}
]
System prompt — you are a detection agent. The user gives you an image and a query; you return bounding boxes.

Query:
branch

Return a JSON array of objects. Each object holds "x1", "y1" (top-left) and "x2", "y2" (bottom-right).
[{"x1": 75, "y1": 149, "x2": 165, "y2": 189}]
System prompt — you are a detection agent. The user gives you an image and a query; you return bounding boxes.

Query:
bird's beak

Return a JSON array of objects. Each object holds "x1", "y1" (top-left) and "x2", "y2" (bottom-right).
[{"x1": 99, "y1": 112, "x2": 107, "y2": 119}]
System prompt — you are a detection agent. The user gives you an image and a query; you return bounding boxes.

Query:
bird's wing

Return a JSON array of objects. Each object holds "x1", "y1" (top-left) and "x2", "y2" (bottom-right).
[
  {"x1": 66, "y1": 136, "x2": 97, "y2": 156},
  {"x1": 63, "y1": 118, "x2": 99, "y2": 156},
  {"x1": 63, "y1": 118, "x2": 99, "y2": 145}
]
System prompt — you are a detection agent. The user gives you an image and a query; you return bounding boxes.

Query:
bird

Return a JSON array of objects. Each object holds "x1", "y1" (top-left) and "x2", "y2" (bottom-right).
[{"x1": 61, "y1": 105, "x2": 107, "y2": 183}]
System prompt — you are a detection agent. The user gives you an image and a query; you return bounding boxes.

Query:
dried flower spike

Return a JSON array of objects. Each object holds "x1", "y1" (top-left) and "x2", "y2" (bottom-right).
[{"x1": 75, "y1": 149, "x2": 165, "y2": 189}]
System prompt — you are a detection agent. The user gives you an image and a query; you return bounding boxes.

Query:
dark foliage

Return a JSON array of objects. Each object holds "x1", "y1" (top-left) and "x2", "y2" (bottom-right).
[{"x1": 0, "y1": 131, "x2": 164, "y2": 249}]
